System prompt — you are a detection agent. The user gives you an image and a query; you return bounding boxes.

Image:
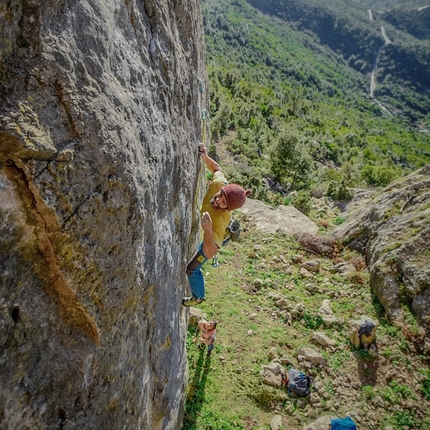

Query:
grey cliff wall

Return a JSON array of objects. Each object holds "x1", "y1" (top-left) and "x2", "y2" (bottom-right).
[{"x1": 0, "y1": 0, "x2": 207, "y2": 428}]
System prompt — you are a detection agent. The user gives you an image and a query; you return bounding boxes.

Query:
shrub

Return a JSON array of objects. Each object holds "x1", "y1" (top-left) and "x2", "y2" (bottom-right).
[
  {"x1": 396, "y1": 411, "x2": 416, "y2": 427},
  {"x1": 300, "y1": 312, "x2": 324, "y2": 330},
  {"x1": 361, "y1": 385, "x2": 375, "y2": 400},
  {"x1": 310, "y1": 187, "x2": 324, "y2": 198},
  {"x1": 347, "y1": 271, "x2": 366, "y2": 285},
  {"x1": 361, "y1": 164, "x2": 399, "y2": 187},
  {"x1": 421, "y1": 369, "x2": 430, "y2": 400},
  {"x1": 270, "y1": 132, "x2": 314, "y2": 190},
  {"x1": 291, "y1": 190, "x2": 311, "y2": 215},
  {"x1": 348, "y1": 255, "x2": 367, "y2": 271},
  {"x1": 326, "y1": 180, "x2": 354, "y2": 201}
]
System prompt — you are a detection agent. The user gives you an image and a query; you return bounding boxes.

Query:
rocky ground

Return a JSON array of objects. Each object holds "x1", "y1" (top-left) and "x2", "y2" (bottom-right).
[{"x1": 184, "y1": 196, "x2": 430, "y2": 430}]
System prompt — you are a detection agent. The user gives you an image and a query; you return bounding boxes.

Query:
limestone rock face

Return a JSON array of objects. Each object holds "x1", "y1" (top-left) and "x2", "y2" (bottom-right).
[
  {"x1": 0, "y1": 1, "x2": 207, "y2": 428},
  {"x1": 334, "y1": 166, "x2": 430, "y2": 352}
]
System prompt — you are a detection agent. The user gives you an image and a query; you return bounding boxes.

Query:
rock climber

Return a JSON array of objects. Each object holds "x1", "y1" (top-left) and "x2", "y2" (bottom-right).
[{"x1": 182, "y1": 143, "x2": 250, "y2": 307}]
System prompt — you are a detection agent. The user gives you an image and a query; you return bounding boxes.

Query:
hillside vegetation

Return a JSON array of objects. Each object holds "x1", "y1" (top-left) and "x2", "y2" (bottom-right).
[
  {"x1": 379, "y1": 2, "x2": 430, "y2": 41},
  {"x1": 201, "y1": 0, "x2": 430, "y2": 209},
  {"x1": 247, "y1": 0, "x2": 430, "y2": 113}
]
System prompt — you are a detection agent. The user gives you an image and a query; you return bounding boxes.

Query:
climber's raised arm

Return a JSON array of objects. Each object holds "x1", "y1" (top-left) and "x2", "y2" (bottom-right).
[{"x1": 198, "y1": 143, "x2": 222, "y2": 174}]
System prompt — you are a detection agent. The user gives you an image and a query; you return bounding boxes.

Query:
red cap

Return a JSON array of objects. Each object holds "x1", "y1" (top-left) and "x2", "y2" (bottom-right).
[{"x1": 222, "y1": 184, "x2": 251, "y2": 210}]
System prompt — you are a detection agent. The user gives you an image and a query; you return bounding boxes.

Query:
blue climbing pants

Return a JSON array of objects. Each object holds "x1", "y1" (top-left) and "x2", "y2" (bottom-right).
[
  {"x1": 186, "y1": 243, "x2": 208, "y2": 300},
  {"x1": 186, "y1": 238, "x2": 230, "y2": 300}
]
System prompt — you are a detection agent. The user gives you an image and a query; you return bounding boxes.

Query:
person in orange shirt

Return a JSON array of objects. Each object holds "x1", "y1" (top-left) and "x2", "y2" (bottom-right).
[
  {"x1": 182, "y1": 143, "x2": 250, "y2": 307},
  {"x1": 194, "y1": 319, "x2": 217, "y2": 357}
]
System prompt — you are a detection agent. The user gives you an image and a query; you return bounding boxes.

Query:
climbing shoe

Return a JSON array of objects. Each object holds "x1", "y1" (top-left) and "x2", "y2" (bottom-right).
[{"x1": 182, "y1": 296, "x2": 205, "y2": 307}]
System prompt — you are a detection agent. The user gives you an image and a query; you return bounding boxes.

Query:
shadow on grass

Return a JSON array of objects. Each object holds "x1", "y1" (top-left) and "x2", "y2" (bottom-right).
[
  {"x1": 183, "y1": 345, "x2": 212, "y2": 430},
  {"x1": 353, "y1": 346, "x2": 379, "y2": 387}
]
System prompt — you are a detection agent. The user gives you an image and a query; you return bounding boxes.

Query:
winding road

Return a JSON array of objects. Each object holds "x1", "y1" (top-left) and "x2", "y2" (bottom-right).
[
  {"x1": 368, "y1": 11, "x2": 393, "y2": 115},
  {"x1": 370, "y1": 25, "x2": 391, "y2": 98}
]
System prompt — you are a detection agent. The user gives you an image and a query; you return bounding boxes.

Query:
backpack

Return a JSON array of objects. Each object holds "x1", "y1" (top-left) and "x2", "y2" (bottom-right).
[
  {"x1": 358, "y1": 320, "x2": 375, "y2": 347},
  {"x1": 227, "y1": 219, "x2": 241, "y2": 242},
  {"x1": 286, "y1": 369, "x2": 314, "y2": 398},
  {"x1": 330, "y1": 417, "x2": 357, "y2": 430}
]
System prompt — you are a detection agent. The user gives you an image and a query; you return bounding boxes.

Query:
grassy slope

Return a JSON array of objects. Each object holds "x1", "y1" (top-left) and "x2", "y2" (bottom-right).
[{"x1": 183, "y1": 171, "x2": 430, "y2": 430}]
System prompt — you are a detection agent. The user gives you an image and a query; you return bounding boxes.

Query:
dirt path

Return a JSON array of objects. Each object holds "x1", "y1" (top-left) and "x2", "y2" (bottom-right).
[
  {"x1": 370, "y1": 25, "x2": 391, "y2": 98},
  {"x1": 367, "y1": 12, "x2": 393, "y2": 116}
]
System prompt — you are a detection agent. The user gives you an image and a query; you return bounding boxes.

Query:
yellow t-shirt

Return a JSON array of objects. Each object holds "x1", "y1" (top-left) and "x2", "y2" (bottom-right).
[{"x1": 201, "y1": 171, "x2": 231, "y2": 248}]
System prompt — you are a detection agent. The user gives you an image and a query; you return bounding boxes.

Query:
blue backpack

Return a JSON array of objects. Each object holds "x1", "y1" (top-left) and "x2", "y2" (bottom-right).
[
  {"x1": 286, "y1": 369, "x2": 314, "y2": 398},
  {"x1": 330, "y1": 417, "x2": 357, "y2": 430}
]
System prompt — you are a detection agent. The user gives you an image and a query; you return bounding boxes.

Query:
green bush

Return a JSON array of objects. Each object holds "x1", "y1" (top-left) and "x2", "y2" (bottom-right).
[
  {"x1": 395, "y1": 411, "x2": 416, "y2": 427},
  {"x1": 291, "y1": 190, "x2": 312, "y2": 215},
  {"x1": 270, "y1": 132, "x2": 314, "y2": 190},
  {"x1": 361, "y1": 164, "x2": 399, "y2": 187},
  {"x1": 326, "y1": 180, "x2": 354, "y2": 201},
  {"x1": 298, "y1": 312, "x2": 324, "y2": 330},
  {"x1": 421, "y1": 369, "x2": 430, "y2": 400}
]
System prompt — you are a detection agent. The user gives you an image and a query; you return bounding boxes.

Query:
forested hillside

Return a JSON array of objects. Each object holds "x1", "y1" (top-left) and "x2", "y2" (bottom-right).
[
  {"x1": 247, "y1": 0, "x2": 430, "y2": 118},
  {"x1": 201, "y1": 0, "x2": 430, "y2": 209},
  {"x1": 380, "y1": 3, "x2": 430, "y2": 41},
  {"x1": 355, "y1": 0, "x2": 427, "y2": 10}
]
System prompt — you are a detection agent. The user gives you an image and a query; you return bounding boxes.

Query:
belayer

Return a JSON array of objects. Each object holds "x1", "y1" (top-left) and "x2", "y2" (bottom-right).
[
  {"x1": 182, "y1": 143, "x2": 250, "y2": 307},
  {"x1": 194, "y1": 319, "x2": 217, "y2": 357}
]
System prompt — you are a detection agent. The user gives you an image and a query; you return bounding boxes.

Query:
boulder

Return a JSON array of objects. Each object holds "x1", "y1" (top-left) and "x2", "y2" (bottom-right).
[
  {"x1": 270, "y1": 415, "x2": 283, "y2": 430},
  {"x1": 334, "y1": 167, "x2": 430, "y2": 352},
  {"x1": 302, "y1": 415, "x2": 332, "y2": 430},
  {"x1": 318, "y1": 299, "x2": 337, "y2": 326},
  {"x1": 297, "y1": 347, "x2": 327, "y2": 366},
  {"x1": 261, "y1": 362, "x2": 286, "y2": 387},
  {"x1": 330, "y1": 261, "x2": 356, "y2": 275},
  {"x1": 313, "y1": 331, "x2": 336, "y2": 347},
  {"x1": 238, "y1": 199, "x2": 319, "y2": 236},
  {"x1": 301, "y1": 259, "x2": 321, "y2": 273}
]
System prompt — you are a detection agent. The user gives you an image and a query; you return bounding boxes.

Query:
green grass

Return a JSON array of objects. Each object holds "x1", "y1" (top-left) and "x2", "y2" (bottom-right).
[{"x1": 183, "y1": 212, "x2": 430, "y2": 429}]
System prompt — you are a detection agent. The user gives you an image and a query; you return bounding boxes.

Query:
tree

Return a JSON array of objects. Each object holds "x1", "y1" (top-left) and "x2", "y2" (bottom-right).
[
  {"x1": 361, "y1": 164, "x2": 399, "y2": 187},
  {"x1": 270, "y1": 131, "x2": 314, "y2": 190}
]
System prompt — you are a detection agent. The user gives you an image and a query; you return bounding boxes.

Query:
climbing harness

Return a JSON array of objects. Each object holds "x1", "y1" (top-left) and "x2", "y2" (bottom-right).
[{"x1": 186, "y1": 249, "x2": 206, "y2": 276}]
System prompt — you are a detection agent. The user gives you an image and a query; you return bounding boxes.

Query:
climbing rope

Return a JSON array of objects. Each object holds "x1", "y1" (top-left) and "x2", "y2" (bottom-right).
[
  {"x1": 196, "y1": 79, "x2": 219, "y2": 268},
  {"x1": 194, "y1": 78, "x2": 209, "y2": 243},
  {"x1": 198, "y1": 78, "x2": 208, "y2": 187},
  {"x1": 198, "y1": 79, "x2": 220, "y2": 266}
]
